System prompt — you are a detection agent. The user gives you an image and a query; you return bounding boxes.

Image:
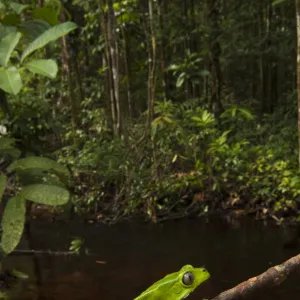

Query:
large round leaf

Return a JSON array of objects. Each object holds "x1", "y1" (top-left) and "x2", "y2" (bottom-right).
[
  {"x1": 0, "y1": 66, "x2": 22, "y2": 95},
  {"x1": 20, "y1": 19, "x2": 51, "y2": 41},
  {"x1": 1, "y1": 14, "x2": 21, "y2": 26},
  {"x1": 9, "y1": 2, "x2": 29, "y2": 14},
  {"x1": 32, "y1": 7, "x2": 59, "y2": 26},
  {"x1": 21, "y1": 22, "x2": 78, "y2": 62},
  {"x1": 20, "y1": 184, "x2": 70, "y2": 205},
  {"x1": 1, "y1": 196, "x2": 26, "y2": 255},
  {"x1": 0, "y1": 24, "x2": 17, "y2": 40},
  {"x1": 25, "y1": 59, "x2": 58, "y2": 78},
  {"x1": 7, "y1": 156, "x2": 70, "y2": 177},
  {"x1": 0, "y1": 31, "x2": 21, "y2": 67}
]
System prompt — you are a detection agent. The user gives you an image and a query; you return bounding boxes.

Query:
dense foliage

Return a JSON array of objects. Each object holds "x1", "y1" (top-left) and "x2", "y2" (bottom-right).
[
  {"x1": 0, "y1": 0, "x2": 76, "y2": 256},
  {"x1": 0, "y1": 0, "x2": 299, "y2": 225}
]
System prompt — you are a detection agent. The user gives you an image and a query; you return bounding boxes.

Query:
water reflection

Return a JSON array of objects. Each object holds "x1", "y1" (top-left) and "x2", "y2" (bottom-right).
[{"x1": 3, "y1": 217, "x2": 300, "y2": 299}]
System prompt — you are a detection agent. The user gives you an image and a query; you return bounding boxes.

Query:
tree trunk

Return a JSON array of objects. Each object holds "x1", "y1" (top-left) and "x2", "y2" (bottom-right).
[
  {"x1": 107, "y1": 0, "x2": 121, "y2": 136},
  {"x1": 99, "y1": 0, "x2": 119, "y2": 136},
  {"x1": 157, "y1": 0, "x2": 168, "y2": 102},
  {"x1": 208, "y1": 0, "x2": 223, "y2": 116},
  {"x1": 147, "y1": 0, "x2": 156, "y2": 129},
  {"x1": 120, "y1": 26, "x2": 132, "y2": 118},
  {"x1": 60, "y1": 10, "x2": 78, "y2": 132},
  {"x1": 296, "y1": 0, "x2": 300, "y2": 167}
]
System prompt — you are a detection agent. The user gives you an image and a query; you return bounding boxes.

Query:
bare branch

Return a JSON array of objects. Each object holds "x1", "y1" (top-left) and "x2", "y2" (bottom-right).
[{"x1": 211, "y1": 253, "x2": 300, "y2": 300}]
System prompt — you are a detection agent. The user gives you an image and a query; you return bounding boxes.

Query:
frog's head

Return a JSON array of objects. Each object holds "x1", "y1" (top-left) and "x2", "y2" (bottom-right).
[{"x1": 171, "y1": 264, "x2": 210, "y2": 298}]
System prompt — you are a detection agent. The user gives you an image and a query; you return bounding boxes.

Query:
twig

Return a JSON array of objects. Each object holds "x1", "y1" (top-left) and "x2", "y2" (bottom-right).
[
  {"x1": 11, "y1": 249, "x2": 82, "y2": 256},
  {"x1": 211, "y1": 253, "x2": 300, "y2": 300}
]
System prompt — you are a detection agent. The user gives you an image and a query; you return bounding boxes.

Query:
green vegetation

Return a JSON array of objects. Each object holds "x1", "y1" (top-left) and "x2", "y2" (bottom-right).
[
  {"x1": 0, "y1": 0, "x2": 76, "y2": 257},
  {"x1": 0, "y1": 0, "x2": 300, "y2": 246}
]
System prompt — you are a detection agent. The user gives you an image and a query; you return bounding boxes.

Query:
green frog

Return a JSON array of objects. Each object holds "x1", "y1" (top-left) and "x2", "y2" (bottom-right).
[{"x1": 134, "y1": 264, "x2": 210, "y2": 299}]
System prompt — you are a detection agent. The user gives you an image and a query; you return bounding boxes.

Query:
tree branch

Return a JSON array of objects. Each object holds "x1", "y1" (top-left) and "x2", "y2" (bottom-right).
[{"x1": 211, "y1": 253, "x2": 300, "y2": 300}]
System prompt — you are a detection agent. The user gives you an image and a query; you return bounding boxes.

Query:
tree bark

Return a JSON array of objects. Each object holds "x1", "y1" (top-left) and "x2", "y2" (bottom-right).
[
  {"x1": 147, "y1": 0, "x2": 156, "y2": 129},
  {"x1": 107, "y1": 0, "x2": 121, "y2": 136},
  {"x1": 157, "y1": 0, "x2": 168, "y2": 102},
  {"x1": 296, "y1": 0, "x2": 300, "y2": 167},
  {"x1": 208, "y1": 0, "x2": 223, "y2": 117},
  {"x1": 210, "y1": 253, "x2": 300, "y2": 300},
  {"x1": 60, "y1": 20, "x2": 78, "y2": 131},
  {"x1": 99, "y1": 0, "x2": 119, "y2": 136}
]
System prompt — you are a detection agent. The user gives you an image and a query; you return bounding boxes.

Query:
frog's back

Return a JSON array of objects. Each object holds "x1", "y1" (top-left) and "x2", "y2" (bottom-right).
[{"x1": 134, "y1": 274, "x2": 176, "y2": 300}]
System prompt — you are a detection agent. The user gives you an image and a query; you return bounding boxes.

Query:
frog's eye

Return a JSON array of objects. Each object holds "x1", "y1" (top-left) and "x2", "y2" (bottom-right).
[{"x1": 182, "y1": 272, "x2": 194, "y2": 285}]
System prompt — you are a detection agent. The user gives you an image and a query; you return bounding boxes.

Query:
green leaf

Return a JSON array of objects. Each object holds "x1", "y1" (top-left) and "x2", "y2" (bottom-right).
[
  {"x1": 202, "y1": 110, "x2": 213, "y2": 122},
  {"x1": 231, "y1": 107, "x2": 237, "y2": 117},
  {"x1": 9, "y1": 2, "x2": 29, "y2": 14},
  {"x1": 176, "y1": 72, "x2": 185, "y2": 88},
  {"x1": 0, "y1": 137, "x2": 21, "y2": 159},
  {"x1": 191, "y1": 116, "x2": 202, "y2": 122},
  {"x1": 32, "y1": 7, "x2": 59, "y2": 26},
  {"x1": 10, "y1": 270, "x2": 28, "y2": 279},
  {"x1": 0, "y1": 137, "x2": 15, "y2": 150},
  {"x1": 7, "y1": 156, "x2": 70, "y2": 177},
  {"x1": 1, "y1": 196, "x2": 26, "y2": 255},
  {"x1": 0, "y1": 149, "x2": 21, "y2": 159},
  {"x1": 199, "y1": 70, "x2": 210, "y2": 76},
  {"x1": 20, "y1": 19, "x2": 51, "y2": 41},
  {"x1": 0, "y1": 31, "x2": 21, "y2": 67},
  {"x1": 1, "y1": 14, "x2": 21, "y2": 26},
  {"x1": 25, "y1": 59, "x2": 58, "y2": 78},
  {"x1": 21, "y1": 22, "x2": 78, "y2": 62},
  {"x1": 0, "y1": 24, "x2": 17, "y2": 40},
  {"x1": 238, "y1": 107, "x2": 254, "y2": 120},
  {"x1": 20, "y1": 184, "x2": 70, "y2": 205},
  {"x1": 45, "y1": 0, "x2": 62, "y2": 15},
  {"x1": 167, "y1": 64, "x2": 180, "y2": 71},
  {"x1": 0, "y1": 67, "x2": 22, "y2": 95},
  {"x1": 272, "y1": 0, "x2": 285, "y2": 6},
  {"x1": 0, "y1": 174, "x2": 6, "y2": 203}
]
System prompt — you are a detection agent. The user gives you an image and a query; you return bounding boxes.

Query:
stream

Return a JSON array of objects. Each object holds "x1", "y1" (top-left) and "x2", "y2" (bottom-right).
[{"x1": 3, "y1": 216, "x2": 300, "y2": 299}]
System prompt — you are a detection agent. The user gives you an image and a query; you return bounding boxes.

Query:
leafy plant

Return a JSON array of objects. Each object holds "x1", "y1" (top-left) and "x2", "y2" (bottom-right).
[
  {"x1": 0, "y1": 1, "x2": 76, "y2": 256},
  {"x1": 69, "y1": 237, "x2": 84, "y2": 254},
  {"x1": 0, "y1": 137, "x2": 71, "y2": 255},
  {"x1": 0, "y1": 18, "x2": 77, "y2": 94}
]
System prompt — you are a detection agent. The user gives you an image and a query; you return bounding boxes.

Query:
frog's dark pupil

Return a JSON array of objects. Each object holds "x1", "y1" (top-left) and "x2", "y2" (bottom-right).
[{"x1": 182, "y1": 272, "x2": 194, "y2": 285}]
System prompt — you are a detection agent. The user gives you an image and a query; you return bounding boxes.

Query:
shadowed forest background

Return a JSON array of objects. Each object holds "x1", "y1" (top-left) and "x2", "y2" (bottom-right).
[
  {"x1": 1, "y1": 0, "x2": 300, "y2": 223},
  {"x1": 2, "y1": 0, "x2": 300, "y2": 300}
]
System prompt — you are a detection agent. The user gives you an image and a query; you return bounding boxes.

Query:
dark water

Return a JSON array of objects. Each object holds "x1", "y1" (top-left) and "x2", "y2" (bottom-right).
[{"x1": 4, "y1": 217, "x2": 300, "y2": 299}]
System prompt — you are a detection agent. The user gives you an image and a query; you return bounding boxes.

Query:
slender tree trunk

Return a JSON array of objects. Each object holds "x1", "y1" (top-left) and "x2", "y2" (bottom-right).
[
  {"x1": 59, "y1": 9, "x2": 79, "y2": 133},
  {"x1": 147, "y1": 0, "x2": 156, "y2": 128},
  {"x1": 183, "y1": 0, "x2": 192, "y2": 100},
  {"x1": 190, "y1": 0, "x2": 198, "y2": 99},
  {"x1": 208, "y1": 0, "x2": 223, "y2": 116},
  {"x1": 265, "y1": 2, "x2": 273, "y2": 113},
  {"x1": 120, "y1": 26, "x2": 133, "y2": 118},
  {"x1": 157, "y1": 0, "x2": 168, "y2": 102},
  {"x1": 61, "y1": 35, "x2": 78, "y2": 127},
  {"x1": 259, "y1": 3, "x2": 265, "y2": 115},
  {"x1": 107, "y1": 0, "x2": 121, "y2": 136},
  {"x1": 73, "y1": 49, "x2": 85, "y2": 106},
  {"x1": 0, "y1": 90, "x2": 10, "y2": 117},
  {"x1": 99, "y1": 0, "x2": 118, "y2": 136},
  {"x1": 296, "y1": 0, "x2": 300, "y2": 167}
]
